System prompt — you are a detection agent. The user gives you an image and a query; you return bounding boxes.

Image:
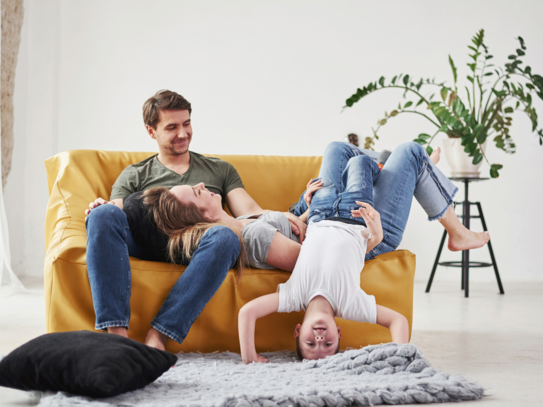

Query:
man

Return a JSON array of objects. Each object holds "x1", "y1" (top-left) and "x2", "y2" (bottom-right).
[{"x1": 85, "y1": 90, "x2": 306, "y2": 350}]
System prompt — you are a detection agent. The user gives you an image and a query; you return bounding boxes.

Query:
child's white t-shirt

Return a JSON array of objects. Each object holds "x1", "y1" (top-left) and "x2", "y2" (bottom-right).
[{"x1": 277, "y1": 220, "x2": 377, "y2": 323}]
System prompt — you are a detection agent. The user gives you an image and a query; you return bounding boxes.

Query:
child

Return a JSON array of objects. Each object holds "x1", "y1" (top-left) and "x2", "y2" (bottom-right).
[{"x1": 238, "y1": 154, "x2": 409, "y2": 363}]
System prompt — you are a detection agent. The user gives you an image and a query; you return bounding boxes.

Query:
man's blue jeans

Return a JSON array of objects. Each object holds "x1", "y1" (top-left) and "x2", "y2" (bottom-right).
[
  {"x1": 85, "y1": 204, "x2": 240, "y2": 343},
  {"x1": 294, "y1": 141, "x2": 458, "y2": 260}
]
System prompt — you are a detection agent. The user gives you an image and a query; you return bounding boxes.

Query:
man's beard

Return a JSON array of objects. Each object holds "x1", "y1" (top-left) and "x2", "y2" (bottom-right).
[{"x1": 167, "y1": 139, "x2": 190, "y2": 156}]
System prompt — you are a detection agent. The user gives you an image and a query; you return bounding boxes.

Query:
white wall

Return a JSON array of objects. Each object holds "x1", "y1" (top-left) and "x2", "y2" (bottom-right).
[{"x1": 6, "y1": 0, "x2": 543, "y2": 285}]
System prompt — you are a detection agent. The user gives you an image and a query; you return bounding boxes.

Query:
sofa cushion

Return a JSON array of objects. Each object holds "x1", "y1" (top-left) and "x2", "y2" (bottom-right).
[{"x1": 0, "y1": 331, "x2": 177, "y2": 398}]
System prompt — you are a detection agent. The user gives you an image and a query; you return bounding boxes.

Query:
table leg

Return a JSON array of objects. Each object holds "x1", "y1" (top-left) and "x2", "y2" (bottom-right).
[
  {"x1": 476, "y1": 202, "x2": 505, "y2": 294},
  {"x1": 426, "y1": 230, "x2": 448, "y2": 293},
  {"x1": 463, "y1": 181, "x2": 470, "y2": 298}
]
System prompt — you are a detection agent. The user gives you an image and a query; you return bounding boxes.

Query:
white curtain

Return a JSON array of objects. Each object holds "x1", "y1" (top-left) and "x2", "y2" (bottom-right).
[{"x1": 0, "y1": 1, "x2": 26, "y2": 296}]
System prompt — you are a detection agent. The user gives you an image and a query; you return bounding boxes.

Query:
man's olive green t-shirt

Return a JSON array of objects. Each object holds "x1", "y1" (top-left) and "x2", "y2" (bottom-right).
[{"x1": 110, "y1": 151, "x2": 244, "y2": 200}]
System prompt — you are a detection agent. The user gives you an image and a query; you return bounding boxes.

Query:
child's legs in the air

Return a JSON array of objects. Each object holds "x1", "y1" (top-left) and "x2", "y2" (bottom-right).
[
  {"x1": 292, "y1": 142, "x2": 379, "y2": 216},
  {"x1": 367, "y1": 142, "x2": 458, "y2": 260},
  {"x1": 308, "y1": 155, "x2": 380, "y2": 224}
]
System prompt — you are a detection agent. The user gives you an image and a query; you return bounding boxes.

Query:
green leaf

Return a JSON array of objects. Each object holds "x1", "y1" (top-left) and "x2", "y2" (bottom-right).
[
  {"x1": 477, "y1": 132, "x2": 487, "y2": 144},
  {"x1": 467, "y1": 63, "x2": 476, "y2": 72},
  {"x1": 504, "y1": 106, "x2": 514, "y2": 113},
  {"x1": 472, "y1": 154, "x2": 483, "y2": 165},
  {"x1": 380, "y1": 119, "x2": 387, "y2": 126},
  {"x1": 484, "y1": 72, "x2": 493, "y2": 76},
  {"x1": 413, "y1": 138, "x2": 427, "y2": 145},
  {"x1": 467, "y1": 76, "x2": 474, "y2": 84},
  {"x1": 440, "y1": 87, "x2": 448, "y2": 102},
  {"x1": 516, "y1": 48, "x2": 525, "y2": 56},
  {"x1": 404, "y1": 101, "x2": 413, "y2": 108},
  {"x1": 391, "y1": 75, "x2": 397, "y2": 85},
  {"x1": 403, "y1": 75, "x2": 410, "y2": 86},
  {"x1": 448, "y1": 55, "x2": 458, "y2": 86},
  {"x1": 390, "y1": 110, "x2": 398, "y2": 117},
  {"x1": 485, "y1": 55, "x2": 494, "y2": 60},
  {"x1": 525, "y1": 66, "x2": 532, "y2": 74},
  {"x1": 416, "y1": 98, "x2": 424, "y2": 107},
  {"x1": 379, "y1": 76, "x2": 385, "y2": 87},
  {"x1": 418, "y1": 133, "x2": 431, "y2": 140},
  {"x1": 508, "y1": 55, "x2": 517, "y2": 60},
  {"x1": 490, "y1": 163, "x2": 503, "y2": 178}
]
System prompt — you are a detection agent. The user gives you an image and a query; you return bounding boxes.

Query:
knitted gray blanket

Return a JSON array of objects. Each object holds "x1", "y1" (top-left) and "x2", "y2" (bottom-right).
[{"x1": 37, "y1": 343, "x2": 484, "y2": 406}]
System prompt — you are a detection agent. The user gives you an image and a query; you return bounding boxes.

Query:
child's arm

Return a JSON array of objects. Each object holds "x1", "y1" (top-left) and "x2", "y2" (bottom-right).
[
  {"x1": 351, "y1": 201, "x2": 383, "y2": 254},
  {"x1": 375, "y1": 305, "x2": 409, "y2": 344},
  {"x1": 238, "y1": 293, "x2": 280, "y2": 364}
]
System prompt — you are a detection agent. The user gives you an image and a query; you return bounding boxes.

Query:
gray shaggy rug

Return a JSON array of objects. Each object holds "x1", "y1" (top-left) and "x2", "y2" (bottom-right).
[{"x1": 36, "y1": 343, "x2": 484, "y2": 406}]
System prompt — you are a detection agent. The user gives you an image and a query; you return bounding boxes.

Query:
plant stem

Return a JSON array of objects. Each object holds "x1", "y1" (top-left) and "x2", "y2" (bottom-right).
[
  {"x1": 482, "y1": 72, "x2": 532, "y2": 120},
  {"x1": 401, "y1": 110, "x2": 441, "y2": 127}
]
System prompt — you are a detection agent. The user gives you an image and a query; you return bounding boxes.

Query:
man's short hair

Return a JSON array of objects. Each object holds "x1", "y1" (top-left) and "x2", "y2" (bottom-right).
[
  {"x1": 142, "y1": 90, "x2": 192, "y2": 129},
  {"x1": 295, "y1": 336, "x2": 340, "y2": 360}
]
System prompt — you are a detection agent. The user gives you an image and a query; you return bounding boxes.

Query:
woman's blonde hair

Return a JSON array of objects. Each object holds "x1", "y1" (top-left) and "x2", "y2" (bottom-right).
[{"x1": 143, "y1": 186, "x2": 246, "y2": 275}]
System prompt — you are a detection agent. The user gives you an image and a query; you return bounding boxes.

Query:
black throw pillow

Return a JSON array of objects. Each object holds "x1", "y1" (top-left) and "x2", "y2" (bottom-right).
[{"x1": 0, "y1": 331, "x2": 177, "y2": 398}]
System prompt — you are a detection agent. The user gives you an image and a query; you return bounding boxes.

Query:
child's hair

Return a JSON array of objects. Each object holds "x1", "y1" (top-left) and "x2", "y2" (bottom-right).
[
  {"x1": 295, "y1": 336, "x2": 341, "y2": 360},
  {"x1": 143, "y1": 186, "x2": 246, "y2": 276}
]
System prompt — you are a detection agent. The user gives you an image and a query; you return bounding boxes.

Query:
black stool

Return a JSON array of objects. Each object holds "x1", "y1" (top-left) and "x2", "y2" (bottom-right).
[{"x1": 425, "y1": 177, "x2": 505, "y2": 297}]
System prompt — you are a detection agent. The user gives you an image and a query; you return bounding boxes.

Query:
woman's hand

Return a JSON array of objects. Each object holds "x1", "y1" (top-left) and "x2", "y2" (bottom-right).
[
  {"x1": 304, "y1": 179, "x2": 323, "y2": 207},
  {"x1": 352, "y1": 201, "x2": 383, "y2": 245}
]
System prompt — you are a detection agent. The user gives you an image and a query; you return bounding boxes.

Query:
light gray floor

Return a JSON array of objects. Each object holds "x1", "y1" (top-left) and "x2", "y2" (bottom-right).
[{"x1": 0, "y1": 279, "x2": 541, "y2": 406}]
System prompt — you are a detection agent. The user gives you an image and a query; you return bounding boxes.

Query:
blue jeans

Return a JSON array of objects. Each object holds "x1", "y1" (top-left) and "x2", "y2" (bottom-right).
[
  {"x1": 294, "y1": 141, "x2": 458, "y2": 260},
  {"x1": 85, "y1": 204, "x2": 240, "y2": 343}
]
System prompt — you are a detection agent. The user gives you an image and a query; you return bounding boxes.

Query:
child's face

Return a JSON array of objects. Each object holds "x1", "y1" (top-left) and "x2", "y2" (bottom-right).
[{"x1": 294, "y1": 317, "x2": 342, "y2": 360}]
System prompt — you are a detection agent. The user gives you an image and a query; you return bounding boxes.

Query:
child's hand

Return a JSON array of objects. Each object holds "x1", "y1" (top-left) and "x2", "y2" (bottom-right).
[
  {"x1": 242, "y1": 353, "x2": 269, "y2": 364},
  {"x1": 304, "y1": 179, "x2": 323, "y2": 207},
  {"x1": 352, "y1": 201, "x2": 383, "y2": 242}
]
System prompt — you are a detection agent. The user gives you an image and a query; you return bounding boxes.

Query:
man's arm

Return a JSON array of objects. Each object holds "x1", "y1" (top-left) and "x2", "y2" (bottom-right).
[
  {"x1": 238, "y1": 293, "x2": 280, "y2": 364},
  {"x1": 375, "y1": 305, "x2": 409, "y2": 344},
  {"x1": 225, "y1": 188, "x2": 307, "y2": 242}
]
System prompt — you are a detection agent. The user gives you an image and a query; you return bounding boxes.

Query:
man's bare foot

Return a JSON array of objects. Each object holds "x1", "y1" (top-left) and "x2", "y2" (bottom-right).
[
  {"x1": 107, "y1": 326, "x2": 129, "y2": 338},
  {"x1": 448, "y1": 229, "x2": 490, "y2": 251},
  {"x1": 430, "y1": 146, "x2": 441, "y2": 164},
  {"x1": 144, "y1": 328, "x2": 168, "y2": 351}
]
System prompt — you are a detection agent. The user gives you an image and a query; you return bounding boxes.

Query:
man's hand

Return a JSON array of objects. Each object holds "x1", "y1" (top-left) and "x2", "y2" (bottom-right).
[
  {"x1": 303, "y1": 178, "x2": 323, "y2": 207},
  {"x1": 283, "y1": 212, "x2": 307, "y2": 243}
]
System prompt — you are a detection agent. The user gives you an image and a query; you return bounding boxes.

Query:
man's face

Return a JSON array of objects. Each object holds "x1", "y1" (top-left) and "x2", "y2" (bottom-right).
[
  {"x1": 294, "y1": 319, "x2": 342, "y2": 360},
  {"x1": 147, "y1": 109, "x2": 192, "y2": 156}
]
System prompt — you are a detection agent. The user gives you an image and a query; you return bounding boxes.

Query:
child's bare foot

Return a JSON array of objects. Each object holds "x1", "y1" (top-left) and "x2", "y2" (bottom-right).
[
  {"x1": 430, "y1": 146, "x2": 441, "y2": 164},
  {"x1": 144, "y1": 328, "x2": 168, "y2": 351},
  {"x1": 448, "y1": 229, "x2": 490, "y2": 252},
  {"x1": 107, "y1": 326, "x2": 129, "y2": 338}
]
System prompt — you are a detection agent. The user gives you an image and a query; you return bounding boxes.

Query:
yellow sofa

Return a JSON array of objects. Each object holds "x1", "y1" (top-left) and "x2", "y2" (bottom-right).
[{"x1": 44, "y1": 150, "x2": 416, "y2": 354}]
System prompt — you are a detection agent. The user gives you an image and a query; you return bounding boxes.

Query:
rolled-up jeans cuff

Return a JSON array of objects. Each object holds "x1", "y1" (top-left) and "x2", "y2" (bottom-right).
[
  {"x1": 428, "y1": 186, "x2": 458, "y2": 221},
  {"x1": 95, "y1": 321, "x2": 129, "y2": 331},
  {"x1": 151, "y1": 321, "x2": 184, "y2": 344}
]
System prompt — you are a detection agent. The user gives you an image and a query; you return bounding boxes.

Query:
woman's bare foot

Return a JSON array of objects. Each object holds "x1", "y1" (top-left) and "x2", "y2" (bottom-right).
[
  {"x1": 430, "y1": 146, "x2": 441, "y2": 164},
  {"x1": 144, "y1": 328, "x2": 168, "y2": 351},
  {"x1": 107, "y1": 326, "x2": 129, "y2": 338},
  {"x1": 447, "y1": 229, "x2": 490, "y2": 251},
  {"x1": 439, "y1": 206, "x2": 489, "y2": 251}
]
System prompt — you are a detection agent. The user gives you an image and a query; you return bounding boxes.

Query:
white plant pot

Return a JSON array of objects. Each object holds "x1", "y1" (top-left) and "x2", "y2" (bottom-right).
[{"x1": 442, "y1": 138, "x2": 486, "y2": 178}]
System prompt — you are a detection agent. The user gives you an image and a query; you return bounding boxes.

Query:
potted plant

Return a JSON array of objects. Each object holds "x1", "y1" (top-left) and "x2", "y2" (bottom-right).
[{"x1": 344, "y1": 29, "x2": 543, "y2": 178}]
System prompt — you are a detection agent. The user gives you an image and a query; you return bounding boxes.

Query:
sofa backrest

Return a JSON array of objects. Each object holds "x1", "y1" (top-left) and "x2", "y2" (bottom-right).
[{"x1": 44, "y1": 150, "x2": 322, "y2": 251}]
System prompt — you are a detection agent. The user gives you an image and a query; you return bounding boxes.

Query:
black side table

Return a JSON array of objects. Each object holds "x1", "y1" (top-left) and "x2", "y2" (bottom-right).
[{"x1": 425, "y1": 177, "x2": 505, "y2": 298}]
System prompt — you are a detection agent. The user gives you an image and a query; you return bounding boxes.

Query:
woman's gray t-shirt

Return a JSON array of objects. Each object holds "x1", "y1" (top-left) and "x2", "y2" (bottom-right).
[{"x1": 237, "y1": 212, "x2": 300, "y2": 269}]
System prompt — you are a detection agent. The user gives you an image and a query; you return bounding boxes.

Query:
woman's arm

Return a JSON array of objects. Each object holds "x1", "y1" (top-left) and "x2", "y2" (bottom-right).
[
  {"x1": 238, "y1": 293, "x2": 280, "y2": 364},
  {"x1": 375, "y1": 305, "x2": 409, "y2": 344},
  {"x1": 265, "y1": 231, "x2": 302, "y2": 272}
]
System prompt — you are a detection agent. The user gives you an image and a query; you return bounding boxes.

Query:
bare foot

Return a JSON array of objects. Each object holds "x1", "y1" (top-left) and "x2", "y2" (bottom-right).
[
  {"x1": 430, "y1": 146, "x2": 441, "y2": 164},
  {"x1": 107, "y1": 326, "x2": 129, "y2": 338},
  {"x1": 144, "y1": 328, "x2": 168, "y2": 351},
  {"x1": 448, "y1": 229, "x2": 490, "y2": 252}
]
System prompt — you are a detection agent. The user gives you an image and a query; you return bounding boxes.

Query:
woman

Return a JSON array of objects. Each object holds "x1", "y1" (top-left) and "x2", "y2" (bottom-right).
[{"x1": 141, "y1": 141, "x2": 489, "y2": 270}]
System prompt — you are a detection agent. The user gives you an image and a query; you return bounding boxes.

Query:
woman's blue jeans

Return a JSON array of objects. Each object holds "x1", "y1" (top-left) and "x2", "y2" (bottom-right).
[
  {"x1": 85, "y1": 205, "x2": 240, "y2": 343},
  {"x1": 294, "y1": 141, "x2": 458, "y2": 260}
]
